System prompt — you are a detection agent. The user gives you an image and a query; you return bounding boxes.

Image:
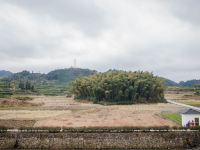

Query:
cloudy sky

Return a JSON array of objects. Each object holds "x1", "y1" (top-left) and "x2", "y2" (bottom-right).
[{"x1": 0, "y1": 0, "x2": 199, "y2": 81}]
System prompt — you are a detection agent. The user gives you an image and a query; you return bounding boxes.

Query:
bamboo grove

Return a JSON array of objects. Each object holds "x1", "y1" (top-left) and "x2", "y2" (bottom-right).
[{"x1": 72, "y1": 70, "x2": 166, "y2": 104}]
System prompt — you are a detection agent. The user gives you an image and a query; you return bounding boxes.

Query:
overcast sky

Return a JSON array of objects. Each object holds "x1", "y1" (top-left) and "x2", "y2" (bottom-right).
[{"x1": 0, "y1": 0, "x2": 199, "y2": 81}]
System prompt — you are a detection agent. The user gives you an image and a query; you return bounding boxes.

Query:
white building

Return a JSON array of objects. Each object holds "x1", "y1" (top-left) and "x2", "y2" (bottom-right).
[{"x1": 181, "y1": 109, "x2": 200, "y2": 127}]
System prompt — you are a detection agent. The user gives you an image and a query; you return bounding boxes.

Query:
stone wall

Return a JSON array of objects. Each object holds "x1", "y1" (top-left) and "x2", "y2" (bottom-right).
[{"x1": 0, "y1": 131, "x2": 200, "y2": 149}]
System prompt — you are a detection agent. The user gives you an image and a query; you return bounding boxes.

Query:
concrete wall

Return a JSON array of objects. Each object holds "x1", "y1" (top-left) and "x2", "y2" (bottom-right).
[
  {"x1": 0, "y1": 131, "x2": 200, "y2": 149},
  {"x1": 182, "y1": 114, "x2": 200, "y2": 127}
]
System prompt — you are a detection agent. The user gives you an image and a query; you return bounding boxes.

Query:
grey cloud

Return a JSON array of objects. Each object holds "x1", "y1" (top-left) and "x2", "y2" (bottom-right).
[
  {"x1": 163, "y1": 0, "x2": 200, "y2": 26},
  {"x1": 3, "y1": 0, "x2": 108, "y2": 36},
  {"x1": 0, "y1": 0, "x2": 199, "y2": 81}
]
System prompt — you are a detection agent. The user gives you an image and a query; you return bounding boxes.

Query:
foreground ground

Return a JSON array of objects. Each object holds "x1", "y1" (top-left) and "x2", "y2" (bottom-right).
[{"x1": 0, "y1": 95, "x2": 185, "y2": 128}]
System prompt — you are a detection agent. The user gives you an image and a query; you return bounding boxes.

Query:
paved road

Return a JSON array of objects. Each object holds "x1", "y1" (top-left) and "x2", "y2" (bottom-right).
[{"x1": 167, "y1": 99, "x2": 200, "y2": 111}]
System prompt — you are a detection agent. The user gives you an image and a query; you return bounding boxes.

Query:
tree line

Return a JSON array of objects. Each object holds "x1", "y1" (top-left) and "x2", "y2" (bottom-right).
[
  {"x1": 18, "y1": 80, "x2": 35, "y2": 91},
  {"x1": 194, "y1": 85, "x2": 200, "y2": 95},
  {"x1": 0, "y1": 78, "x2": 13, "y2": 97},
  {"x1": 72, "y1": 70, "x2": 166, "y2": 104},
  {"x1": 0, "y1": 78, "x2": 35, "y2": 98}
]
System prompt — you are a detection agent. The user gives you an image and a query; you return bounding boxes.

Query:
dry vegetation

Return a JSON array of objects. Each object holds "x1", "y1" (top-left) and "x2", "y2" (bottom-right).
[
  {"x1": 0, "y1": 95, "x2": 184, "y2": 128},
  {"x1": 0, "y1": 120, "x2": 35, "y2": 128},
  {"x1": 0, "y1": 98, "x2": 43, "y2": 109},
  {"x1": 165, "y1": 90, "x2": 200, "y2": 107}
]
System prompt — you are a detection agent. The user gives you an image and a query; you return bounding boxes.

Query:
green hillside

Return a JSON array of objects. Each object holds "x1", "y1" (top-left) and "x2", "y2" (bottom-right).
[
  {"x1": 160, "y1": 77, "x2": 179, "y2": 87},
  {"x1": 179, "y1": 79, "x2": 200, "y2": 87},
  {"x1": 4, "y1": 68, "x2": 97, "y2": 96},
  {"x1": 46, "y1": 68, "x2": 97, "y2": 83}
]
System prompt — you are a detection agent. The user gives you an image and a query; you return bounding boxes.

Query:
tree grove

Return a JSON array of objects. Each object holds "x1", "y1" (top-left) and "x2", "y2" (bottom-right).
[{"x1": 72, "y1": 70, "x2": 166, "y2": 104}]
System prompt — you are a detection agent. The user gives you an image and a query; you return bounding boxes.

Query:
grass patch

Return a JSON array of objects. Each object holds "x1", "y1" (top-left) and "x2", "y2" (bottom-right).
[
  {"x1": 161, "y1": 113, "x2": 181, "y2": 125},
  {"x1": 34, "y1": 81, "x2": 69, "y2": 96},
  {"x1": 166, "y1": 86, "x2": 194, "y2": 91}
]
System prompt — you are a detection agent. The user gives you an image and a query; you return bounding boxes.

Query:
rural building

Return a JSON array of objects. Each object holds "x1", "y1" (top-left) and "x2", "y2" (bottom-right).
[{"x1": 181, "y1": 109, "x2": 200, "y2": 127}]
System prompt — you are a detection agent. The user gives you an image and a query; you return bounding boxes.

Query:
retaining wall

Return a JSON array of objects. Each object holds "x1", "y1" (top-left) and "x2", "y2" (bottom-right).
[{"x1": 0, "y1": 131, "x2": 200, "y2": 149}]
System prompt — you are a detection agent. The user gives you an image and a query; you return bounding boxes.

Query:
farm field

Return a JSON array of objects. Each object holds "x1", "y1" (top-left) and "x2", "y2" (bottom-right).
[
  {"x1": 165, "y1": 90, "x2": 200, "y2": 107},
  {"x1": 0, "y1": 95, "x2": 184, "y2": 128}
]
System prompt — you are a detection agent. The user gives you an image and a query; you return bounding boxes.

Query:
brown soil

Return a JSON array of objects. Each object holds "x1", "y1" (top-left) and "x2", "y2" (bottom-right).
[
  {"x1": 0, "y1": 99, "x2": 43, "y2": 108},
  {"x1": 165, "y1": 91, "x2": 200, "y2": 101},
  {"x1": 0, "y1": 119, "x2": 35, "y2": 128},
  {"x1": 0, "y1": 96, "x2": 183, "y2": 128},
  {"x1": 165, "y1": 90, "x2": 200, "y2": 107}
]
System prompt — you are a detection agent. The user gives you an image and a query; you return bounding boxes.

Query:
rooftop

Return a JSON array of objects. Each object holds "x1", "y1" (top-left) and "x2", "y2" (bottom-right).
[{"x1": 181, "y1": 109, "x2": 200, "y2": 115}]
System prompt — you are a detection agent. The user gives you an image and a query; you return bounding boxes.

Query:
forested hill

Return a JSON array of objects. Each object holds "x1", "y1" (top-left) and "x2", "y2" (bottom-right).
[
  {"x1": 0, "y1": 70, "x2": 13, "y2": 78},
  {"x1": 161, "y1": 78, "x2": 200, "y2": 87},
  {"x1": 46, "y1": 68, "x2": 97, "y2": 82},
  {"x1": 6, "y1": 68, "x2": 97, "y2": 83},
  {"x1": 0, "y1": 69, "x2": 199, "y2": 87},
  {"x1": 161, "y1": 78, "x2": 179, "y2": 86},
  {"x1": 10, "y1": 70, "x2": 46, "y2": 81},
  {"x1": 179, "y1": 79, "x2": 200, "y2": 87}
]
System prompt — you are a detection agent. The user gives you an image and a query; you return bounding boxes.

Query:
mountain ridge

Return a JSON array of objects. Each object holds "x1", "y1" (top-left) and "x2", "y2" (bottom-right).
[
  {"x1": 0, "y1": 70, "x2": 13, "y2": 78},
  {"x1": 0, "y1": 69, "x2": 199, "y2": 87}
]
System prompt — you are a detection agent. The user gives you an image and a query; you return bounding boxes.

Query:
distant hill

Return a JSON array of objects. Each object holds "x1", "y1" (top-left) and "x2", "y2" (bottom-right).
[
  {"x1": 179, "y1": 79, "x2": 200, "y2": 87},
  {"x1": 8, "y1": 68, "x2": 97, "y2": 84},
  {"x1": 161, "y1": 78, "x2": 179, "y2": 86},
  {"x1": 46, "y1": 68, "x2": 97, "y2": 83},
  {"x1": 2, "y1": 68, "x2": 97, "y2": 96},
  {"x1": 161, "y1": 78, "x2": 200, "y2": 87},
  {"x1": 0, "y1": 70, "x2": 13, "y2": 78},
  {"x1": 1, "y1": 68, "x2": 200, "y2": 87},
  {"x1": 10, "y1": 70, "x2": 46, "y2": 81}
]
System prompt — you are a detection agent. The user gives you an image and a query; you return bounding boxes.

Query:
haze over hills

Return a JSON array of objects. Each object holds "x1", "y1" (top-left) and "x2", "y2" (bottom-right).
[
  {"x1": 179, "y1": 80, "x2": 200, "y2": 87},
  {"x1": 0, "y1": 68, "x2": 199, "y2": 87},
  {"x1": 162, "y1": 78, "x2": 200, "y2": 87},
  {"x1": 0, "y1": 70, "x2": 13, "y2": 78},
  {"x1": 160, "y1": 78, "x2": 179, "y2": 87}
]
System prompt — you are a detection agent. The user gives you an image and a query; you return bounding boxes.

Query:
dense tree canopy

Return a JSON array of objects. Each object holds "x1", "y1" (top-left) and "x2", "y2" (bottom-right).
[
  {"x1": 18, "y1": 80, "x2": 34, "y2": 91},
  {"x1": 0, "y1": 78, "x2": 13, "y2": 98},
  {"x1": 72, "y1": 70, "x2": 166, "y2": 104},
  {"x1": 194, "y1": 84, "x2": 200, "y2": 95}
]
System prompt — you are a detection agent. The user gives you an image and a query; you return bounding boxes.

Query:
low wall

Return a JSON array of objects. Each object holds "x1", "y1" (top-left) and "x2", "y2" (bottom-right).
[{"x1": 0, "y1": 131, "x2": 200, "y2": 149}]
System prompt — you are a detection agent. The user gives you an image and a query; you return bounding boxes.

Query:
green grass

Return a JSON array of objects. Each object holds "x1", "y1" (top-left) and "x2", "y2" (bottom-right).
[
  {"x1": 12, "y1": 81, "x2": 70, "y2": 96},
  {"x1": 161, "y1": 113, "x2": 181, "y2": 125},
  {"x1": 34, "y1": 81, "x2": 70, "y2": 96},
  {"x1": 166, "y1": 86, "x2": 194, "y2": 91}
]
